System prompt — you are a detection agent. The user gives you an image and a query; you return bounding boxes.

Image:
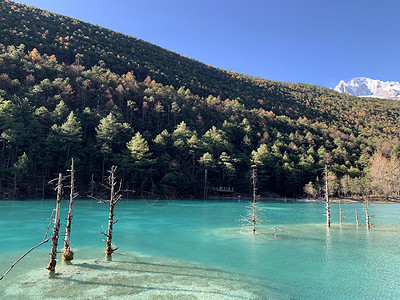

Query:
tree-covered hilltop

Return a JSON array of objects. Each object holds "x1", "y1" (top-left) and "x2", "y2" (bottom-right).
[{"x1": 0, "y1": 0, "x2": 399, "y2": 199}]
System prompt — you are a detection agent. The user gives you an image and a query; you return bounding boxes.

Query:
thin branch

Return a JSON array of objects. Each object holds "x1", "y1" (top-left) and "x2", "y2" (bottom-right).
[
  {"x1": 114, "y1": 195, "x2": 122, "y2": 205},
  {"x1": 43, "y1": 209, "x2": 56, "y2": 240},
  {"x1": 0, "y1": 238, "x2": 51, "y2": 280},
  {"x1": 116, "y1": 180, "x2": 123, "y2": 194},
  {"x1": 99, "y1": 182, "x2": 111, "y2": 190},
  {"x1": 48, "y1": 178, "x2": 59, "y2": 185}
]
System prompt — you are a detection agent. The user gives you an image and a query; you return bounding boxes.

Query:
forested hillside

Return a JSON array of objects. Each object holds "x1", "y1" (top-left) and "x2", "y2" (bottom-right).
[{"x1": 1, "y1": 0, "x2": 399, "y2": 199}]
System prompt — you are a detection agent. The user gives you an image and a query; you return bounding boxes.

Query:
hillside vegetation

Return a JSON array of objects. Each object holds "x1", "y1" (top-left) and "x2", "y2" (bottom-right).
[{"x1": 0, "y1": 0, "x2": 399, "y2": 199}]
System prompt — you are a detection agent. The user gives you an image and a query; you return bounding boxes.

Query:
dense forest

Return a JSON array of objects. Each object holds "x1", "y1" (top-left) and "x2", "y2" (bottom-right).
[{"x1": 0, "y1": 0, "x2": 399, "y2": 199}]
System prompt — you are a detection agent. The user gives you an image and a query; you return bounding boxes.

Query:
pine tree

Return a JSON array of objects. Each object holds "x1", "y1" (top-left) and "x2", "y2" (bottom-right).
[
  {"x1": 125, "y1": 132, "x2": 155, "y2": 196},
  {"x1": 59, "y1": 112, "x2": 82, "y2": 162},
  {"x1": 199, "y1": 152, "x2": 214, "y2": 199}
]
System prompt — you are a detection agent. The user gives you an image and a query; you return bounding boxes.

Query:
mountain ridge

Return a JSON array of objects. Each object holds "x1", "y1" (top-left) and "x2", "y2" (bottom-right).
[{"x1": 334, "y1": 77, "x2": 400, "y2": 100}]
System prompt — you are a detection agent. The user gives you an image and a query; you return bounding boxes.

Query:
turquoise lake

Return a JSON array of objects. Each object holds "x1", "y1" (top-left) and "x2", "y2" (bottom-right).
[{"x1": 0, "y1": 199, "x2": 399, "y2": 299}]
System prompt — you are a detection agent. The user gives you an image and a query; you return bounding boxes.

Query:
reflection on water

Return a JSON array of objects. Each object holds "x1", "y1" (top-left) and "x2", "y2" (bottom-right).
[{"x1": 325, "y1": 227, "x2": 332, "y2": 251}]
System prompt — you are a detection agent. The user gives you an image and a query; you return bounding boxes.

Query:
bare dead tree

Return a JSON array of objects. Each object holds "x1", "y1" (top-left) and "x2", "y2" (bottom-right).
[
  {"x1": 62, "y1": 158, "x2": 78, "y2": 261},
  {"x1": 364, "y1": 197, "x2": 371, "y2": 229},
  {"x1": 240, "y1": 167, "x2": 264, "y2": 234},
  {"x1": 274, "y1": 226, "x2": 282, "y2": 237},
  {"x1": 324, "y1": 164, "x2": 331, "y2": 228},
  {"x1": 99, "y1": 166, "x2": 122, "y2": 258},
  {"x1": 251, "y1": 167, "x2": 257, "y2": 233},
  {"x1": 47, "y1": 173, "x2": 63, "y2": 274},
  {"x1": 339, "y1": 201, "x2": 343, "y2": 227}
]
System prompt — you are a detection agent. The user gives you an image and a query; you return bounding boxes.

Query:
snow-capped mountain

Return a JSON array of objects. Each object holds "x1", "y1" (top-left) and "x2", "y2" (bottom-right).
[{"x1": 334, "y1": 77, "x2": 400, "y2": 100}]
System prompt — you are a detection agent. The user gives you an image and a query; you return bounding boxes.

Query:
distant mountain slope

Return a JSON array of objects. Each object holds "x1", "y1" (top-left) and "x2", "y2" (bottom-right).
[
  {"x1": 2, "y1": 0, "x2": 400, "y2": 130},
  {"x1": 0, "y1": 0, "x2": 363, "y2": 121},
  {"x1": 334, "y1": 77, "x2": 400, "y2": 100}
]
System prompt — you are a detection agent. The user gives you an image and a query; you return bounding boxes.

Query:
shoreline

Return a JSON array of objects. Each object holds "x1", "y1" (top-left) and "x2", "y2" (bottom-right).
[
  {"x1": 1, "y1": 196, "x2": 399, "y2": 204},
  {"x1": 205, "y1": 196, "x2": 400, "y2": 204}
]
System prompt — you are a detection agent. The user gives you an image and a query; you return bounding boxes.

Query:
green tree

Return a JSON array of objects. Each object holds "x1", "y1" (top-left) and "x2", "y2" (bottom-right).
[
  {"x1": 125, "y1": 132, "x2": 155, "y2": 196},
  {"x1": 96, "y1": 112, "x2": 131, "y2": 180},
  {"x1": 13, "y1": 152, "x2": 31, "y2": 196},
  {"x1": 59, "y1": 111, "x2": 82, "y2": 162},
  {"x1": 171, "y1": 121, "x2": 195, "y2": 180},
  {"x1": 199, "y1": 152, "x2": 215, "y2": 198},
  {"x1": 53, "y1": 100, "x2": 70, "y2": 124},
  {"x1": 251, "y1": 144, "x2": 275, "y2": 195},
  {"x1": 219, "y1": 152, "x2": 236, "y2": 186},
  {"x1": 201, "y1": 126, "x2": 231, "y2": 157},
  {"x1": 172, "y1": 121, "x2": 193, "y2": 148}
]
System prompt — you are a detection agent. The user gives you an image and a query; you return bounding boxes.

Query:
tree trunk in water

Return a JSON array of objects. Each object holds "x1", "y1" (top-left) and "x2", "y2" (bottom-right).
[
  {"x1": 47, "y1": 173, "x2": 63, "y2": 274},
  {"x1": 102, "y1": 166, "x2": 121, "y2": 258},
  {"x1": 324, "y1": 164, "x2": 331, "y2": 228},
  {"x1": 106, "y1": 168, "x2": 116, "y2": 256},
  {"x1": 252, "y1": 167, "x2": 257, "y2": 234},
  {"x1": 62, "y1": 158, "x2": 76, "y2": 261},
  {"x1": 365, "y1": 197, "x2": 370, "y2": 229},
  {"x1": 239, "y1": 166, "x2": 263, "y2": 234},
  {"x1": 105, "y1": 202, "x2": 116, "y2": 256}
]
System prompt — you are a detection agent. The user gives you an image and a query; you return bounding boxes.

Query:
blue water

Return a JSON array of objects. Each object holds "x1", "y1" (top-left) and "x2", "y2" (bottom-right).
[{"x1": 0, "y1": 199, "x2": 399, "y2": 299}]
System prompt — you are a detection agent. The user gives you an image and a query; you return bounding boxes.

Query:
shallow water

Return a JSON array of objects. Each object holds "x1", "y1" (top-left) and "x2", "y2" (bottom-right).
[{"x1": 0, "y1": 199, "x2": 399, "y2": 299}]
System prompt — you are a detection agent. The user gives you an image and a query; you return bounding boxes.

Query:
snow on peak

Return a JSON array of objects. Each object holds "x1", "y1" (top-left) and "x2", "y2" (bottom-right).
[{"x1": 334, "y1": 77, "x2": 400, "y2": 100}]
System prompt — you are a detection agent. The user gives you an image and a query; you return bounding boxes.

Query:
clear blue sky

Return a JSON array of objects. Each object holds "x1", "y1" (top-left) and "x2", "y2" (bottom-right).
[{"x1": 17, "y1": 0, "x2": 400, "y2": 88}]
